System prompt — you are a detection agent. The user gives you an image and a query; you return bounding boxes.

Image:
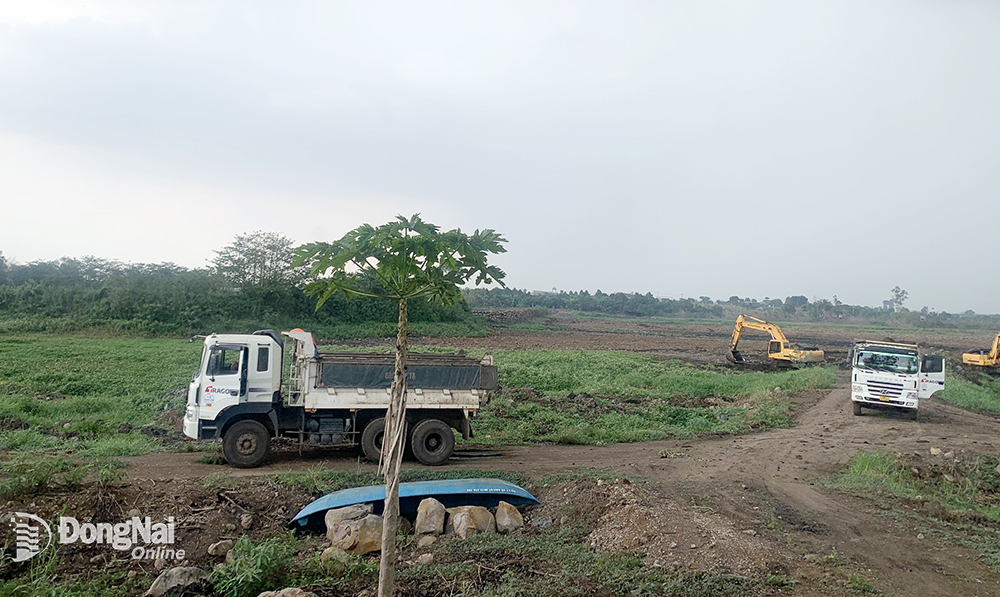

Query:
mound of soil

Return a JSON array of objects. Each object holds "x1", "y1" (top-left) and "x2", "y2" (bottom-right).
[{"x1": 529, "y1": 477, "x2": 779, "y2": 575}]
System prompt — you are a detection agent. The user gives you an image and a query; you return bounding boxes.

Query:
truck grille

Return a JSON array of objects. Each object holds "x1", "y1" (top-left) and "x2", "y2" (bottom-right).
[{"x1": 866, "y1": 380, "x2": 903, "y2": 398}]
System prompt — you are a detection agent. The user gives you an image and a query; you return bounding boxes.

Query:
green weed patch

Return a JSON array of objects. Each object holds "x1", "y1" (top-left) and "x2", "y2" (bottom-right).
[
  {"x1": 474, "y1": 351, "x2": 835, "y2": 444},
  {"x1": 828, "y1": 450, "x2": 1000, "y2": 571},
  {"x1": 937, "y1": 377, "x2": 1000, "y2": 414}
]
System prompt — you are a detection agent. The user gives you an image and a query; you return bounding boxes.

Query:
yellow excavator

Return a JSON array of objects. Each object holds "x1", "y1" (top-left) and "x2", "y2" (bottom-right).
[
  {"x1": 962, "y1": 331, "x2": 1000, "y2": 368},
  {"x1": 726, "y1": 314, "x2": 825, "y2": 365}
]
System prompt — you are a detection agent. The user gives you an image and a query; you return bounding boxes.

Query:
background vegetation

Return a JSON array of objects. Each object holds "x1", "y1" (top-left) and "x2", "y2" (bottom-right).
[
  {"x1": 466, "y1": 287, "x2": 1000, "y2": 329},
  {"x1": 3, "y1": 232, "x2": 998, "y2": 340},
  {"x1": 0, "y1": 238, "x2": 485, "y2": 337}
]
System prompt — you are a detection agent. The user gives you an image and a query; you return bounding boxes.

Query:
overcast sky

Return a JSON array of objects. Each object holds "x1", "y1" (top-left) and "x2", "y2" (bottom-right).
[{"x1": 1, "y1": 1, "x2": 998, "y2": 313}]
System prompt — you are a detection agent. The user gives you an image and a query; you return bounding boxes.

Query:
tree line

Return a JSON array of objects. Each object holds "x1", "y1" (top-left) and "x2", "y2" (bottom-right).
[
  {"x1": 0, "y1": 233, "x2": 477, "y2": 336},
  {"x1": 464, "y1": 288, "x2": 1000, "y2": 328},
  {"x1": 2, "y1": 232, "x2": 996, "y2": 335}
]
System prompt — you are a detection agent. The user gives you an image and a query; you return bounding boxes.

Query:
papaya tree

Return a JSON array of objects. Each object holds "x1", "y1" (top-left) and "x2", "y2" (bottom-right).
[{"x1": 294, "y1": 214, "x2": 506, "y2": 597}]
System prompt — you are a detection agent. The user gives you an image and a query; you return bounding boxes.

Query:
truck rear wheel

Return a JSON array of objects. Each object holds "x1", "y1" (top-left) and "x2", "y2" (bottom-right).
[
  {"x1": 360, "y1": 417, "x2": 385, "y2": 463},
  {"x1": 410, "y1": 418, "x2": 455, "y2": 466},
  {"x1": 223, "y1": 420, "x2": 270, "y2": 468},
  {"x1": 852, "y1": 402, "x2": 863, "y2": 416}
]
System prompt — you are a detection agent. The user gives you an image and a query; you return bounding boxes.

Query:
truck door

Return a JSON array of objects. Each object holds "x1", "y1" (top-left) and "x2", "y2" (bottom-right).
[
  {"x1": 200, "y1": 344, "x2": 247, "y2": 418},
  {"x1": 245, "y1": 342, "x2": 278, "y2": 403},
  {"x1": 918, "y1": 355, "x2": 945, "y2": 399}
]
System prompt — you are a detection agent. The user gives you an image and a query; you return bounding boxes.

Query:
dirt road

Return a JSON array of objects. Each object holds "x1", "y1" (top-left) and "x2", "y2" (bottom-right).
[{"x1": 128, "y1": 384, "x2": 1000, "y2": 596}]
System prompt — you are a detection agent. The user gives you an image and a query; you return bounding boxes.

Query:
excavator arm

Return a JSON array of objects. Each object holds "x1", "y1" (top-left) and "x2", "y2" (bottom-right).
[{"x1": 963, "y1": 331, "x2": 1000, "y2": 367}]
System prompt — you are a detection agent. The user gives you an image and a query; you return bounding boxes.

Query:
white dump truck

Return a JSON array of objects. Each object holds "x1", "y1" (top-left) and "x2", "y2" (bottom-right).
[
  {"x1": 849, "y1": 339, "x2": 945, "y2": 417},
  {"x1": 183, "y1": 329, "x2": 497, "y2": 468}
]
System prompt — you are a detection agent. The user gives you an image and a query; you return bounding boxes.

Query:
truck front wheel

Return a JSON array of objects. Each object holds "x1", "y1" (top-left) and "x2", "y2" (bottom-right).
[
  {"x1": 852, "y1": 402, "x2": 863, "y2": 416},
  {"x1": 410, "y1": 418, "x2": 455, "y2": 466},
  {"x1": 223, "y1": 420, "x2": 271, "y2": 468},
  {"x1": 360, "y1": 417, "x2": 385, "y2": 463}
]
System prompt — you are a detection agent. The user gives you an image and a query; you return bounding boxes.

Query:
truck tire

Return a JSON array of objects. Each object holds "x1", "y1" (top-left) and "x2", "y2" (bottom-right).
[
  {"x1": 410, "y1": 418, "x2": 455, "y2": 466},
  {"x1": 223, "y1": 420, "x2": 270, "y2": 468},
  {"x1": 360, "y1": 417, "x2": 386, "y2": 463},
  {"x1": 852, "y1": 402, "x2": 863, "y2": 416}
]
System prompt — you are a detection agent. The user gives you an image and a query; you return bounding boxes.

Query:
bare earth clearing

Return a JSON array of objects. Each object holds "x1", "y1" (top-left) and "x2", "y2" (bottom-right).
[{"x1": 112, "y1": 323, "x2": 1000, "y2": 596}]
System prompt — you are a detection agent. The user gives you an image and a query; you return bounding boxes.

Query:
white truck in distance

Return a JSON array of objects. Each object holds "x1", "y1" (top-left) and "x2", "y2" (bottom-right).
[
  {"x1": 182, "y1": 329, "x2": 498, "y2": 468},
  {"x1": 850, "y1": 340, "x2": 945, "y2": 417}
]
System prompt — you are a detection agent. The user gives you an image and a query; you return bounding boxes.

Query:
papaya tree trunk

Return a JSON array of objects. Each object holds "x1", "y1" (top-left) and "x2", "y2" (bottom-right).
[{"x1": 377, "y1": 298, "x2": 408, "y2": 597}]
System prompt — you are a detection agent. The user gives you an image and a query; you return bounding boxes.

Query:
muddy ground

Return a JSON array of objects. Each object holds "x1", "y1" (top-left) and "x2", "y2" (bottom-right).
[{"x1": 6, "y1": 320, "x2": 1000, "y2": 596}]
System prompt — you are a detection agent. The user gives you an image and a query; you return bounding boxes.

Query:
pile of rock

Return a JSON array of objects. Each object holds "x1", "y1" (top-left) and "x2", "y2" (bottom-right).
[{"x1": 321, "y1": 498, "x2": 526, "y2": 556}]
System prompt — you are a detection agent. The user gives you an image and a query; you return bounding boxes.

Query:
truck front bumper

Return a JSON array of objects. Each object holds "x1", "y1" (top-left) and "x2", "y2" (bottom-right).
[{"x1": 851, "y1": 392, "x2": 918, "y2": 410}]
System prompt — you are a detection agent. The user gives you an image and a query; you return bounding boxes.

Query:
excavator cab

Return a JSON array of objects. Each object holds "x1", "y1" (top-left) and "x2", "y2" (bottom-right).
[{"x1": 768, "y1": 341, "x2": 783, "y2": 355}]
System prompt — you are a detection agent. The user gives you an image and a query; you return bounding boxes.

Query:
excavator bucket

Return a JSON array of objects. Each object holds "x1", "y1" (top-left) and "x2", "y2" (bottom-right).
[{"x1": 726, "y1": 350, "x2": 745, "y2": 364}]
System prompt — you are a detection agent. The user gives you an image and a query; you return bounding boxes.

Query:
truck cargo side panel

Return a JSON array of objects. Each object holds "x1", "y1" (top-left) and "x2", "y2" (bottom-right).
[{"x1": 320, "y1": 363, "x2": 491, "y2": 389}]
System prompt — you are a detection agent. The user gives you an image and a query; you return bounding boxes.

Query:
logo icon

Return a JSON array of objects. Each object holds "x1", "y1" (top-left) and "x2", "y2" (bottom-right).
[{"x1": 9, "y1": 512, "x2": 52, "y2": 562}]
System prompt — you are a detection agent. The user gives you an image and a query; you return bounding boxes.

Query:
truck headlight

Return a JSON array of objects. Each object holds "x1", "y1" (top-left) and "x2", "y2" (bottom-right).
[
  {"x1": 185, "y1": 405, "x2": 196, "y2": 421},
  {"x1": 905, "y1": 391, "x2": 918, "y2": 399},
  {"x1": 852, "y1": 385, "x2": 863, "y2": 393}
]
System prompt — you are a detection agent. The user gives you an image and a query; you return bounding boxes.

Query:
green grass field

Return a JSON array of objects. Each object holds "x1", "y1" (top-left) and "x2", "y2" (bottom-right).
[
  {"x1": 937, "y1": 376, "x2": 1000, "y2": 413},
  {"x1": 475, "y1": 350, "x2": 836, "y2": 444},
  {"x1": 0, "y1": 335, "x2": 839, "y2": 462},
  {"x1": 0, "y1": 335, "x2": 199, "y2": 458}
]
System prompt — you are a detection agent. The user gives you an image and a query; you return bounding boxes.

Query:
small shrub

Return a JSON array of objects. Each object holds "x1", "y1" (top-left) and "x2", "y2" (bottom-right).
[
  {"x1": 0, "y1": 454, "x2": 78, "y2": 498},
  {"x1": 847, "y1": 575, "x2": 880, "y2": 595},
  {"x1": 210, "y1": 534, "x2": 298, "y2": 597},
  {"x1": 202, "y1": 472, "x2": 235, "y2": 490}
]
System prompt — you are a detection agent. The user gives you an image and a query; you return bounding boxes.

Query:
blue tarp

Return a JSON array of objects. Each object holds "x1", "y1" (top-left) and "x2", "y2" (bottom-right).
[{"x1": 289, "y1": 478, "x2": 540, "y2": 531}]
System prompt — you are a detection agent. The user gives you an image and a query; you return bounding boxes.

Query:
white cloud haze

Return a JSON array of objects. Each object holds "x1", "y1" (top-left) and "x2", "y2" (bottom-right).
[{"x1": 1, "y1": 1, "x2": 998, "y2": 312}]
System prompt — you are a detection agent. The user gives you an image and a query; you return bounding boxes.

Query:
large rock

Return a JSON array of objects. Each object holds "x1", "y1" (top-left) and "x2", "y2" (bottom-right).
[
  {"x1": 320, "y1": 546, "x2": 350, "y2": 577},
  {"x1": 451, "y1": 512, "x2": 477, "y2": 539},
  {"x1": 445, "y1": 506, "x2": 496, "y2": 535},
  {"x1": 495, "y1": 501, "x2": 524, "y2": 534},
  {"x1": 145, "y1": 566, "x2": 206, "y2": 597},
  {"x1": 417, "y1": 535, "x2": 437, "y2": 548},
  {"x1": 415, "y1": 498, "x2": 446, "y2": 536},
  {"x1": 257, "y1": 589, "x2": 318, "y2": 597},
  {"x1": 331, "y1": 514, "x2": 384, "y2": 555},
  {"x1": 208, "y1": 539, "x2": 234, "y2": 556},
  {"x1": 324, "y1": 504, "x2": 373, "y2": 542}
]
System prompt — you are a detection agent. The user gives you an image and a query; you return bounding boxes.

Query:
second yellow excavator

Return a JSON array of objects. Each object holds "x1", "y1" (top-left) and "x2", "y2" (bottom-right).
[
  {"x1": 962, "y1": 331, "x2": 1000, "y2": 368},
  {"x1": 726, "y1": 314, "x2": 825, "y2": 365}
]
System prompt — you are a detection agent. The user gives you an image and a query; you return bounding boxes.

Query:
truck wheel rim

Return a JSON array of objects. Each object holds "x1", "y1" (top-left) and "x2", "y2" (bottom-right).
[
  {"x1": 237, "y1": 434, "x2": 258, "y2": 455},
  {"x1": 424, "y1": 434, "x2": 441, "y2": 452}
]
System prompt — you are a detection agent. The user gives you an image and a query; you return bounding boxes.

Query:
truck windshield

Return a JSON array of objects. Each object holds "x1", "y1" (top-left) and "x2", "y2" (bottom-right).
[{"x1": 855, "y1": 350, "x2": 918, "y2": 374}]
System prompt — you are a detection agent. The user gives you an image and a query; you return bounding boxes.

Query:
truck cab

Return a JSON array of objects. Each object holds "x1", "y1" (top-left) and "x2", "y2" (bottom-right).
[
  {"x1": 849, "y1": 340, "x2": 945, "y2": 417},
  {"x1": 184, "y1": 331, "x2": 283, "y2": 458}
]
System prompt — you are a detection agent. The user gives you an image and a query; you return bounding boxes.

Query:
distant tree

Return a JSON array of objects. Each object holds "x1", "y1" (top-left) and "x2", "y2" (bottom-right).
[
  {"x1": 785, "y1": 295, "x2": 809, "y2": 309},
  {"x1": 0, "y1": 251, "x2": 7, "y2": 285},
  {"x1": 890, "y1": 286, "x2": 908, "y2": 310},
  {"x1": 212, "y1": 231, "x2": 305, "y2": 289},
  {"x1": 294, "y1": 214, "x2": 506, "y2": 597}
]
